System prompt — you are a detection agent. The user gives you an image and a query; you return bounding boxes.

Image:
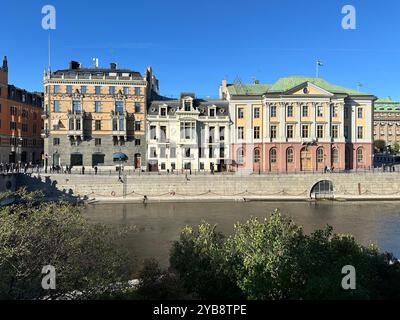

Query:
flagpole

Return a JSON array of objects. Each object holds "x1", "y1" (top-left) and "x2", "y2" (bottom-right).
[{"x1": 316, "y1": 60, "x2": 319, "y2": 78}]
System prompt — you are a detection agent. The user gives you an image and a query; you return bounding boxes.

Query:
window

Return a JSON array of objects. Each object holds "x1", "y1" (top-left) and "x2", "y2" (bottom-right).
[
  {"x1": 160, "y1": 126, "x2": 167, "y2": 142},
  {"x1": 254, "y1": 148, "x2": 261, "y2": 163},
  {"x1": 302, "y1": 125, "x2": 309, "y2": 138},
  {"x1": 170, "y1": 147, "x2": 176, "y2": 158},
  {"x1": 181, "y1": 122, "x2": 195, "y2": 140},
  {"x1": 66, "y1": 85, "x2": 72, "y2": 94},
  {"x1": 317, "y1": 148, "x2": 324, "y2": 163},
  {"x1": 135, "y1": 121, "x2": 141, "y2": 131},
  {"x1": 209, "y1": 147, "x2": 214, "y2": 158},
  {"x1": 184, "y1": 101, "x2": 191, "y2": 111},
  {"x1": 115, "y1": 101, "x2": 124, "y2": 114},
  {"x1": 220, "y1": 147, "x2": 225, "y2": 158},
  {"x1": 160, "y1": 147, "x2": 166, "y2": 158},
  {"x1": 209, "y1": 108, "x2": 216, "y2": 117},
  {"x1": 184, "y1": 148, "x2": 191, "y2": 158},
  {"x1": 95, "y1": 138, "x2": 102, "y2": 146},
  {"x1": 302, "y1": 105, "x2": 309, "y2": 117},
  {"x1": 358, "y1": 107, "x2": 363, "y2": 119},
  {"x1": 332, "y1": 148, "x2": 339, "y2": 164},
  {"x1": 270, "y1": 106, "x2": 277, "y2": 118},
  {"x1": 219, "y1": 127, "x2": 225, "y2": 141},
  {"x1": 150, "y1": 147, "x2": 157, "y2": 158},
  {"x1": 135, "y1": 102, "x2": 141, "y2": 113},
  {"x1": 357, "y1": 148, "x2": 364, "y2": 163},
  {"x1": 109, "y1": 86, "x2": 115, "y2": 95},
  {"x1": 10, "y1": 106, "x2": 17, "y2": 115},
  {"x1": 287, "y1": 148, "x2": 294, "y2": 163},
  {"x1": 21, "y1": 109, "x2": 29, "y2": 118},
  {"x1": 287, "y1": 125, "x2": 294, "y2": 139},
  {"x1": 160, "y1": 107, "x2": 167, "y2": 117},
  {"x1": 332, "y1": 125, "x2": 339, "y2": 139},
  {"x1": 317, "y1": 125, "x2": 324, "y2": 139},
  {"x1": 95, "y1": 120, "x2": 102, "y2": 131},
  {"x1": 332, "y1": 105, "x2": 338, "y2": 118},
  {"x1": 10, "y1": 122, "x2": 17, "y2": 130},
  {"x1": 270, "y1": 125, "x2": 277, "y2": 139},
  {"x1": 135, "y1": 139, "x2": 141, "y2": 146},
  {"x1": 237, "y1": 148, "x2": 245, "y2": 164},
  {"x1": 317, "y1": 106, "x2": 324, "y2": 117},
  {"x1": 357, "y1": 126, "x2": 364, "y2": 139},
  {"x1": 150, "y1": 126, "x2": 157, "y2": 140},
  {"x1": 254, "y1": 107, "x2": 260, "y2": 119},
  {"x1": 72, "y1": 100, "x2": 81, "y2": 113},
  {"x1": 209, "y1": 127, "x2": 215, "y2": 143},
  {"x1": 238, "y1": 127, "x2": 244, "y2": 140},
  {"x1": 135, "y1": 87, "x2": 141, "y2": 96},
  {"x1": 254, "y1": 126, "x2": 260, "y2": 139},
  {"x1": 95, "y1": 101, "x2": 101, "y2": 113},
  {"x1": 53, "y1": 138, "x2": 60, "y2": 146},
  {"x1": 54, "y1": 85, "x2": 60, "y2": 93},
  {"x1": 76, "y1": 119, "x2": 81, "y2": 131},
  {"x1": 287, "y1": 105, "x2": 293, "y2": 117},
  {"x1": 238, "y1": 108, "x2": 244, "y2": 119},
  {"x1": 95, "y1": 86, "x2": 101, "y2": 94},
  {"x1": 123, "y1": 87, "x2": 129, "y2": 95},
  {"x1": 270, "y1": 148, "x2": 277, "y2": 163},
  {"x1": 54, "y1": 101, "x2": 60, "y2": 112},
  {"x1": 81, "y1": 86, "x2": 87, "y2": 94}
]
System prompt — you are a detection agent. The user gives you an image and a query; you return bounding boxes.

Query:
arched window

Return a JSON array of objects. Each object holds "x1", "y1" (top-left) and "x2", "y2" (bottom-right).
[
  {"x1": 254, "y1": 148, "x2": 260, "y2": 163},
  {"x1": 357, "y1": 148, "x2": 364, "y2": 163},
  {"x1": 286, "y1": 148, "x2": 294, "y2": 163},
  {"x1": 317, "y1": 148, "x2": 324, "y2": 163},
  {"x1": 332, "y1": 148, "x2": 339, "y2": 164},
  {"x1": 270, "y1": 148, "x2": 277, "y2": 163},
  {"x1": 237, "y1": 148, "x2": 245, "y2": 164}
]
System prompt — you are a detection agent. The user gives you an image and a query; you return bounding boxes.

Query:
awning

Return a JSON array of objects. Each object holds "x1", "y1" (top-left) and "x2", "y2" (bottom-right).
[{"x1": 112, "y1": 152, "x2": 129, "y2": 161}]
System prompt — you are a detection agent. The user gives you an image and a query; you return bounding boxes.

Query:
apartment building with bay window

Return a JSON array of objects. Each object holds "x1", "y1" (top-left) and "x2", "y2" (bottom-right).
[
  {"x1": 220, "y1": 76, "x2": 375, "y2": 173},
  {"x1": 43, "y1": 61, "x2": 158, "y2": 170},
  {"x1": 147, "y1": 93, "x2": 231, "y2": 172}
]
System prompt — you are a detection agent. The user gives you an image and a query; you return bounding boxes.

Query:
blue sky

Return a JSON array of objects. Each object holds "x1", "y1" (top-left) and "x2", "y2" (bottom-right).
[{"x1": 2, "y1": 0, "x2": 400, "y2": 99}]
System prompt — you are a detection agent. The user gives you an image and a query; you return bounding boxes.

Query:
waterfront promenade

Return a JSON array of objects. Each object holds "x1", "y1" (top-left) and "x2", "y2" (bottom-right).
[{"x1": 16, "y1": 171, "x2": 400, "y2": 203}]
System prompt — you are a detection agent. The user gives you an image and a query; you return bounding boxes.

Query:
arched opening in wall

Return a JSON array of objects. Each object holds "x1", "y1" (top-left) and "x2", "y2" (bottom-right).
[
  {"x1": 310, "y1": 180, "x2": 334, "y2": 199},
  {"x1": 237, "y1": 148, "x2": 245, "y2": 165},
  {"x1": 53, "y1": 153, "x2": 60, "y2": 166},
  {"x1": 269, "y1": 148, "x2": 277, "y2": 171},
  {"x1": 253, "y1": 148, "x2": 261, "y2": 172},
  {"x1": 301, "y1": 147, "x2": 312, "y2": 171},
  {"x1": 92, "y1": 153, "x2": 105, "y2": 166}
]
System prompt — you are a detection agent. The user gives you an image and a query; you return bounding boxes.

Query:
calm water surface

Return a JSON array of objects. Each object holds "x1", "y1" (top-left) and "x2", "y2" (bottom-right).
[{"x1": 83, "y1": 201, "x2": 400, "y2": 268}]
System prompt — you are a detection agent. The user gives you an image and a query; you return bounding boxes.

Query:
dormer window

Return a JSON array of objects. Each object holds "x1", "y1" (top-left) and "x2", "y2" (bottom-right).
[
  {"x1": 160, "y1": 107, "x2": 167, "y2": 117},
  {"x1": 184, "y1": 100, "x2": 191, "y2": 111},
  {"x1": 209, "y1": 108, "x2": 216, "y2": 117}
]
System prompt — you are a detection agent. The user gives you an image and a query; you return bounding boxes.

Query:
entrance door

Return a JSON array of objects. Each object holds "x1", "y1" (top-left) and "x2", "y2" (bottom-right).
[
  {"x1": 301, "y1": 148, "x2": 312, "y2": 171},
  {"x1": 134, "y1": 153, "x2": 141, "y2": 169}
]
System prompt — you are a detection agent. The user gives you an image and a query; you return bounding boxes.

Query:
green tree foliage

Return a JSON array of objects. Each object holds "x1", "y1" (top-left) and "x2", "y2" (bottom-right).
[
  {"x1": 392, "y1": 142, "x2": 400, "y2": 154},
  {"x1": 0, "y1": 190, "x2": 134, "y2": 300},
  {"x1": 374, "y1": 140, "x2": 386, "y2": 152},
  {"x1": 170, "y1": 211, "x2": 400, "y2": 300}
]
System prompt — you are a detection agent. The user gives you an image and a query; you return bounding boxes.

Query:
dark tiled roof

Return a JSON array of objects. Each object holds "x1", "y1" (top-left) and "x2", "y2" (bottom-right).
[
  {"x1": 7, "y1": 85, "x2": 43, "y2": 107},
  {"x1": 51, "y1": 67, "x2": 143, "y2": 79}
]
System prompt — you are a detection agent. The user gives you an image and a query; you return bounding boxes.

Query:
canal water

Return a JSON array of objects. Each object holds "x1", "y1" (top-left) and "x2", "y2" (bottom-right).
[{"x1": 83, "y1": 201, "x2": 400, "y2": 268}]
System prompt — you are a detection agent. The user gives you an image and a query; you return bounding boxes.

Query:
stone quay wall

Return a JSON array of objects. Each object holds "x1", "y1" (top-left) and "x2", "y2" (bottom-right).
[{"x1": 15, "y1": 172, "x2": 400, "y2": 203}]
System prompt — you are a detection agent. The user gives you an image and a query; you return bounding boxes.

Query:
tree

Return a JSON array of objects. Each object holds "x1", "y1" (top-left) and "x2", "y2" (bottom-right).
[
  {"x1": 170, "y1": 211, "x2": 400, "y2": 300},
  {"x1": 374, "y1": 140, "x2": 386, "y2": 153},
  {"x1": 392, "y1": 142, "x2": 400, "y2": 154},
  {"x1": 0, "y1": 190, "x2": 134, "y2": 299}
]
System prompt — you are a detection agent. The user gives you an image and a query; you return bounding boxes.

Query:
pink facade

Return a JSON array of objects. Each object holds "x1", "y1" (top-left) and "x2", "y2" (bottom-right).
[{"x1": 231, "y1": 142, "x2": 373, "y2": 173}]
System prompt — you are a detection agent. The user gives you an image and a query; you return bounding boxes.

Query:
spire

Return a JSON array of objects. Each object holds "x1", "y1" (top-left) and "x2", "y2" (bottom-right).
[{"x1": 2, "y1": 56, "x2": 8, "y2": 71}]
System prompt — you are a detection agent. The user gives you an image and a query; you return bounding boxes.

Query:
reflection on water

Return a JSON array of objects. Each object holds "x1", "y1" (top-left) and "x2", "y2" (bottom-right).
[{"x1": 83, "y1": 201, "x2": 400, "y2": 268}]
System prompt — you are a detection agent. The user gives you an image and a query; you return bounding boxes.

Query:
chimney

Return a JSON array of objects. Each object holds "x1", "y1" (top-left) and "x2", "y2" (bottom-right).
[
  {"x1": 69, "y1": 61, "x2": 80, "y2": 70},
  {"x1": 219, "y1": 79, "x2": 228, "y2": 100},
  {"x1": 110, "y1": 63, "x2": 117, "y2": 70},
  {"x1": 2, "y1": 56, "x2": 8, "y2": 72}
]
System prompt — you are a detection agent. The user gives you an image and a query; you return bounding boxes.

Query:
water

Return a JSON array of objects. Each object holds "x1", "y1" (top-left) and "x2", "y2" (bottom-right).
[{"x1": 83, "y1": 201, "x2": 400, "y2": 268}]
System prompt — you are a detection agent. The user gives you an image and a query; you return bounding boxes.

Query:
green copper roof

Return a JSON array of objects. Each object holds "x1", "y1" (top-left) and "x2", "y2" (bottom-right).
[
  {"x1": 227, "y1": 76, "x2": 372, "y2": 96},
  {"x1": 374, "y1": 98, "x2": 400, "y2": 112}
]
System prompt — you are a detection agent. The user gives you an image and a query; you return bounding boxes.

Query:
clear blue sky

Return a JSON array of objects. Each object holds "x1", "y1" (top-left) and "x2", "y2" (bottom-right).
[{"x1": 2, "y1": 0, "x2": 400, "y2": 99}]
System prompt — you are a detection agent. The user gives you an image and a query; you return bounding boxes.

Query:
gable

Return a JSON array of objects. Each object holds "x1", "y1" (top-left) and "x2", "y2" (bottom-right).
[{"x1": 288, "y1": 82, "x2": 334, "y2": 96}]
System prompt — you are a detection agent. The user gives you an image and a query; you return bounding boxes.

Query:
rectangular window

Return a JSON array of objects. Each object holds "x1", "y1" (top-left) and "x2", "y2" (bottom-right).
[
  {"x1": 209, "y1": 147, "x2": 214, "y2": 159},
  {"x1": 123, "y1": 87, "x2": 129, "y2": 95},
  {"x1": 358, "y1": 107, "x2": 363, "y2": 119},
  {"x1": 10, "y1": 106, "x2": 17, "y2": 115},
  {"x1": 254, "y1": 107, "x2": 260, "y2": 119},
  {"x1": 135, "y1": 102, "x2": 141, "y2": 113},
  {"x1": 220, "y1": 147, "x2": 225, "y2": 158},
  {"x1": 54, "y1": 101, "x2": 60, "y2": 112},
  {"x1": 287, "y1": 105, "x2": 293, "y2": 118},
  {"x1": 54, "y1": 85, "x2": 60, "y2": 93},
  {"x1": 10, "y1": 122, "x2": 17, "y2": 130},
  {"x1": 135, "y1": 87, "x2": 141, "y2": 96},
  {"x1": 317, "y1": 125, "x2": 324, "y2": 139},
  {"x1": 209, "y1": 109, "x2": 216, "y2": 117},
  {"x1": 109, "y1": 86, "x2": 115, "y2": 95},
  {"x1": 150, "y1": 147, "x2": 157, "y2": 158},
  {"x1": 270, "y1": 125, "x2": 277, "y2": 139},
  {"x1": 95, "y1": 86, "x2": 101, "y2": 94},
  {"x1": 95, "y1": 138, "x2": 102, "y2": 146},
  {"x1": 160, "y1": 108, "x2": 167, "y2": 117},
  {"x1": 160, "y1": 126, "x2": 167, "y2": 142},
  {"x1": 135, "y1": 139, "x2": 141, "y2": 146},
  {"x1": 302, "y1": 105, "x2": 309, "y2": 117},
  {"x1": 76, "y1": 119, "x2": 81, "y2": 131},
  {"x1": 219, "y1": 127, "x2": 225, "y2": 141},
  {"x1": 270, "y1": 106, "x2": 277, "y2": 118},
  {"x1": 254, "y1": 126, "x2": 260, "y2": 139},
  {"x1": 287, "y1": 125, "x2": 294, "y2": 139},
  {"x1": 72, "y1": 101, "x2": 81, "y2": 113},
  {"x1": 180, "y1": 122, "x2": 195, "y2": 140},
  {"x1": 53, "y1": 138, "x2": 60, "y2": 146},
  {"x1": 332, "y1": 125, "x2": 339, "y2": 139},
  {"x1": 135, "y1": 121, "x2": 141, "y2": 131},
  {"x1": 238, "y1": 127, "x2": 244, "y2": 140},
  {"x1": 302, "y1": 125, "x2": 309, "y2": 138},
  {"x1": 317, "y1": 106, "x2": 324, "y2": 117},
  {"x1": 238, "y1": 108, "x2": 244, "y2": 119},
  {"x1": 150, "y1": 126, "x2": 157, "y2": 140},
  {"x1": 115, "y1": 101, "x2": 124, "y2": 114},
  {"x1": 119, "y1": 118, "x2": 125, "y2": 131},
  {"x1": 81, "y1": 86, "x2": 87, "y2": 94},
  {"x1": 95, "y1": 120, "x2": 102, "y2": 131},
  {"x1": 95, "y1": 101, "x2": 101, "y2": 113},
  {"x1": 66, "y1": 85, "x2": 72, "y2": 94},
  {"x1": 357, "y1": 126, "x2": 364, "y2": 139},
  {"x1": 184, "y1": 148, "x2": 191, "y2": 158},
  {"x1": 170, "y1": 147, "x2": 176, "y2": 158},
  {"x1": 184, "y1": 101, "x2": 191, "y2": 111},
  {"x1": 160, "y1": 147, "x2": 166, "y2": 158},
  {"x1": 332, "y1": 106, "x2": 338, "y2": 118},
  {"x1": 209, "y1": 127, "x2": 215, "y2": 143}
]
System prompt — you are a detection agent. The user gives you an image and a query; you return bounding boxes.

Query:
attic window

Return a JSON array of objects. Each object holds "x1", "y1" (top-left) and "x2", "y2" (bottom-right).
[
  {"x1": 303, "y1": 87, "x2": 309, "y2": 94},
  {"x1": 209, "y1": 108, "x2": 216, "y2": 117},
  {"x1": 184, "y1": 100, "x2": 191, "y2": 111},
  {"x1": 160, "y1": 107, "x2": 167, "y2": 117}
]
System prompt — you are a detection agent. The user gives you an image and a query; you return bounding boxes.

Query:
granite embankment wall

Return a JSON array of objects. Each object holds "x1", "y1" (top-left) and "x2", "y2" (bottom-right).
[{"x1": 16, "y1": 172, "x2": 400, "y2": 203}]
